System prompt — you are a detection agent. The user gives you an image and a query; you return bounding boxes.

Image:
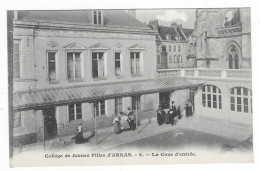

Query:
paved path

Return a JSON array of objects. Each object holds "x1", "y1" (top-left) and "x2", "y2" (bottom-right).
[{"x1": 46, "y1": 116, "x2": 252, "y2": 153}]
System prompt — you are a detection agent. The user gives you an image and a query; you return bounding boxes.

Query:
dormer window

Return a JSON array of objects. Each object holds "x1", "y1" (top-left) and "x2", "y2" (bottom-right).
[
  {"x1": 93, "y1": 10, "x2": 103, "y2": 25},
  {"x1": 175, "y1": 36, "x2": 181, "y2": 41},
  {"x1": 166, "y1": 34, "x2": 171, "y2": 40}
]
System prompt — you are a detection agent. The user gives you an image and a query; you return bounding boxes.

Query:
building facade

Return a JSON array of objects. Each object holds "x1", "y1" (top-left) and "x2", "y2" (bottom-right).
[
  {"x1": 12, "y1": 10, "x2": 159, "y2": 146},
  {"x1": 12, "y1": 10, "x2": 199, "y2": 147},
  {"x1": 193, "y1": 8, "x2": 251, "y2": 69},
  {"x1": 148, "y1": 20, "x2": 195, "y2": 69}
]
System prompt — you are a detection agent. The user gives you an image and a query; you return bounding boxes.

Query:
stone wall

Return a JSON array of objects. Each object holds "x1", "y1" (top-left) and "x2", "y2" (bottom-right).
[{"x1": 13, "y1": 27, "x2": 157, "y2": 92}]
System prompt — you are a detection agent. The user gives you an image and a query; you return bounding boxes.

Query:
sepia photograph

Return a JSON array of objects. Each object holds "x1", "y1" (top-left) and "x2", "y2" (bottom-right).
[{"x1": 7, "y1": 6, "x2": 253, "y2": 167}]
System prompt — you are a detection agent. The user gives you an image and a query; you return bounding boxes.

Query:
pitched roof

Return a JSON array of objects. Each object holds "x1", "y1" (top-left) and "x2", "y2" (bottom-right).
[
  {"x1": 17, "y1": 10, "x2": 149, "y2": 29},
  {"x1": 156, "y1": 25, "x2": 194, "y2": 41},
  {"x1": 182, "y1": 28, "x2": 194, "y2": 37},
  {"x1": 13, "y1": 77, "x2": 202, "y2": 111}
]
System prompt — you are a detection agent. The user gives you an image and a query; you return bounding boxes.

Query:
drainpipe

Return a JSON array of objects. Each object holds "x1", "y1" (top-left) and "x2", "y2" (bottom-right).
[
  {"x1": 94, "y1": 103, "x2": 97, "y2": 145},
  {"x1": 43, "y1": 111, "x2": 45, "y2": 150},
  {"x1": 135, "y1": 96, "x2": 138, "y2": 131}
]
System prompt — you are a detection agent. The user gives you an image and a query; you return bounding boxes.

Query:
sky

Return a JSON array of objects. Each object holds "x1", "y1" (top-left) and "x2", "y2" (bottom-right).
[{"x1": 136, "y1": 9, "x2": 196, "y2": 29}]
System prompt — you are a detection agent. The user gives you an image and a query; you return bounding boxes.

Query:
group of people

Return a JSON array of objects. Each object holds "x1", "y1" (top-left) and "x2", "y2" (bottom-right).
[
  {"x1": 113, "y1": 107, "x2": 136, "y2": 134},
  {"x1": 157, "y1": 100, "x2": 194, "y2": 126}
]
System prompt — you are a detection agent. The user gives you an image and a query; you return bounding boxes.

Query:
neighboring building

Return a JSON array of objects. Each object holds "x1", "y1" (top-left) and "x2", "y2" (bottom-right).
[
  {"x1": 148, "y1": 20, "x2": 195, "y2": 69},
  {"x1": 193, "y1": 8, "x2": 251, "y2": 69},
  {"x1": 157, "y1": 8, "x2": 252, "y2": 126},
  {"x1": 12, "y1": 10, "x2": 199, "y2": 146}
]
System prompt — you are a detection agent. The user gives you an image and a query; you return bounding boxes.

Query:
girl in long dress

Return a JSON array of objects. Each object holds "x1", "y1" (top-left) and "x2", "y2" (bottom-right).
[
  {"x1": 113, "y1": 115, "x2": 121, "y2": 134},
  {"x1": 75, "y1": 123, "x2": 84, "y2": 144},
  {"x1": 121, "y1": 113, "x2": 130, "y2": 130},
  {"x1": 157, "y1": 106, "x2": 163, "y2": 125},
  {"x1": 128, "y1": 113, "x2": 136, "y2": 131}
]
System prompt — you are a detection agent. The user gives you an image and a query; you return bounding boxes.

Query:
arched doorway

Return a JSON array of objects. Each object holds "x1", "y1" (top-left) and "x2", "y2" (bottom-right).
[{"x1": 226, "y1": 44, "x2": 241, "y2": 69}]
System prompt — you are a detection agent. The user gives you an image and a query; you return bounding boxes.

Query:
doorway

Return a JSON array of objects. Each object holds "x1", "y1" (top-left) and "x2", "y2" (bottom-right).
[
  {"x1": 159, "y1": 92, "x2": 170, "y2": 108},
  {"x1": 43, "y1": 107, "x2": 57, "y2": 140}
]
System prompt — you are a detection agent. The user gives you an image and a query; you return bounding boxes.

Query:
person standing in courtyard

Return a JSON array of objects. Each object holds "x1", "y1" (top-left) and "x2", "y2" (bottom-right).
[
  {"x1": 185, "y1": 104, "x2": 190, "y2": 118},
  {"x1": 126, "y1": 107, "x2": 133, "y2": 116},
  {"x1": 74, "y1": 123, "x2": 84, "y2": 144},
  {"x1": 113, "y1": 114, "x2": 121, "y2": 134},
  {"x1": 128, "y1": 113, "x2": 136, "y2": 131},
  {"x1": 177, "y1": 106, "x2": 182, "y2": 119},
  {"x1": 157, "y1": 106, "x2": 163, "y2": 125},
  {"x1": 188, "y1": 99, "x2": 194, "y2": 117},
  {"x1": 168, "y1": 108, "x2": 174, "y2": 125},
  {"x1": 121, "y1": 112, "x2": 130, "y2": 131}
]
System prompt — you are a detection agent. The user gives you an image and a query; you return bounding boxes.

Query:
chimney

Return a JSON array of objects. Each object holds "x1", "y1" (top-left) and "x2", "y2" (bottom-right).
[
  {"x1": 127, "y1": 10, "x2": 136, "y2": 19},
  {"x1": 148, "y1": 19, "x2": 159, "y2": 31},
  {"x1": 14, "y1": 11, "x2": 18, "y2": 20},
  {"x1": 171, "y1": 22, "x2": 177, "y2": 29}
]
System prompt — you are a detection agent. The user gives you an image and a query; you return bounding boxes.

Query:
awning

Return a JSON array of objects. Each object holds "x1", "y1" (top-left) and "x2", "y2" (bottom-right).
[{"x1": 13, "y1": 77, "x2": 203, "y2": 111}]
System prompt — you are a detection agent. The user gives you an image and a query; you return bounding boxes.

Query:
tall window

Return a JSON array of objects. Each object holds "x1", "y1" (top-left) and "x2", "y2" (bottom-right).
[
  {"x1": 157, "y1": 54, "x2": 161, "y2": 65},
  {"x1": 230, "y1": 87, "x2": 252, "y2": 113},
  {"x1": 178, "y1": 45, "x2": 181, "y2": 52},
  {"x1": 94, "y1": 100, "x2": 106, "y2": 117},
  {"x1": 67, "y1": 52, "x2": 81, "y2": 80},
  {"x1": 13, "y1": 40, "x2": 20, "y2": 78},
  {"x1": 130, "y1": 52, "x2": 141, "y2": 75},
  {"x1": 92, "y1": 52, "x2": 105, "y2": 78},
  {"x1": 169, "y1": 55, "x2": 173, "y2": 64},
  {"x1": 13, "y1": 112, "x2": 21, "y2": 128},
  {"x1": 173, "y1": 55, "x2": 176, "y2": 63},
  {"x1": 169, "y1": 45, "x2": 171, "y2": 52},
  {"x1": 175, "y1": 55, "x2": 182, "y2": 63},
  {"x1": 115, "y1": 97, "x2": 123, "y2": 114},
  {"x1": 202, "y1": 85, "x2": 222, "y2": 109},
  {"x1": 47, "y1": 52, "x2": 57, "y2": 81},
  {"x1": 227, "y1": 44, "x2": 240, "y2": 69},
  {"x1": 132, "y1": 96, "x2": 141, "y2": 110},
  {"x1": 173, "y1": 45, "x2": 177, "y2": 52},
  {"x1": 68, "y1": 103, "x2": 82, "y2": 122},
  {"x1": 93, "y1": 10, "x2": 102, "y2": 25},
  {"x1": 115, "y1": 52, "x2": 121, "y2": 76}
]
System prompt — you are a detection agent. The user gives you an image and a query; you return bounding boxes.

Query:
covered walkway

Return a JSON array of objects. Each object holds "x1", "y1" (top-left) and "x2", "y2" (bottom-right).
[{"x1": 13, "y1": 77, "x2": 203, "y2": 111}]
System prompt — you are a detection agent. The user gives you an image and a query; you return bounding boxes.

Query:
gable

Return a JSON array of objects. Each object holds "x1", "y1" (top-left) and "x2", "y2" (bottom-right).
[
  {"x1": 128, "y1": 44, "x2": 145, "y2": 50},
  {"x1": 89, "y1": 43, "x2": 110, "y2": 50},
  {"x1": 63, "y1": 43, "x2": 86, "y2": 50}
]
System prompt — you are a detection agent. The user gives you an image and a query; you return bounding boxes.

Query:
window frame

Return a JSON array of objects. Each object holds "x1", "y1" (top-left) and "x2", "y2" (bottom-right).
[
  {"x1": 93, "y1": 10, "x2": 103, "y2": 25},
  {"x1": 168, "y1": 55, "x2": 173, "y2": 64},
  {"x1": 115, "y1": 97, "x2": 123, "y2": 114},
  {"x1": 68, "y1": 103, "x2": 82, "y2": 122},
  {"x1": 13, "y1": 111, "x2": 22, "y2": 128},
  {"x1": 66, "y1": 51, "x2": 82, "y2": 81},
  {"x1": 92, "y1": 52, "x2": 106, "y2": 79},
  {"x1": 114, "y1": 51, "x2": 122, "y2": 77},
  {"x1": 230, "y1": 87, "x2": 252, "y2": 114},
  {"x1": 130, "y1": 52, "x2": 142, "y2": 76},
  {"x1": 178, "y1": 45, "x2": 181, "y2": 52},
  {"x1": 13, "y1": 40, "x2": 21, "y2": 79},
  {"x1": 157, "y1": 54, "x2": 161, "y2": 65},
  {"x1": 132, "y1": 96, "x2": 141, "y2": 110},
  {"x1": 173, "y1": 45, "x2": 177, "y2": 52},
  {"x1": 202, "y1": 85, "x2": 222, "y2": 109},
  {"x1": 94, "y1": 100, "x2": 106, "y2": 117},
  {"x1": 47, "y1": 51, "x2": 58, "y2": 82}
]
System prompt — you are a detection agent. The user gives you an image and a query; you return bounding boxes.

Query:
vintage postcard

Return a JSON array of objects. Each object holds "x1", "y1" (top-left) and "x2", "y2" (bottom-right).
[{"x1": 8, "y1": 8, "x2": 253, "y2": 167}]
